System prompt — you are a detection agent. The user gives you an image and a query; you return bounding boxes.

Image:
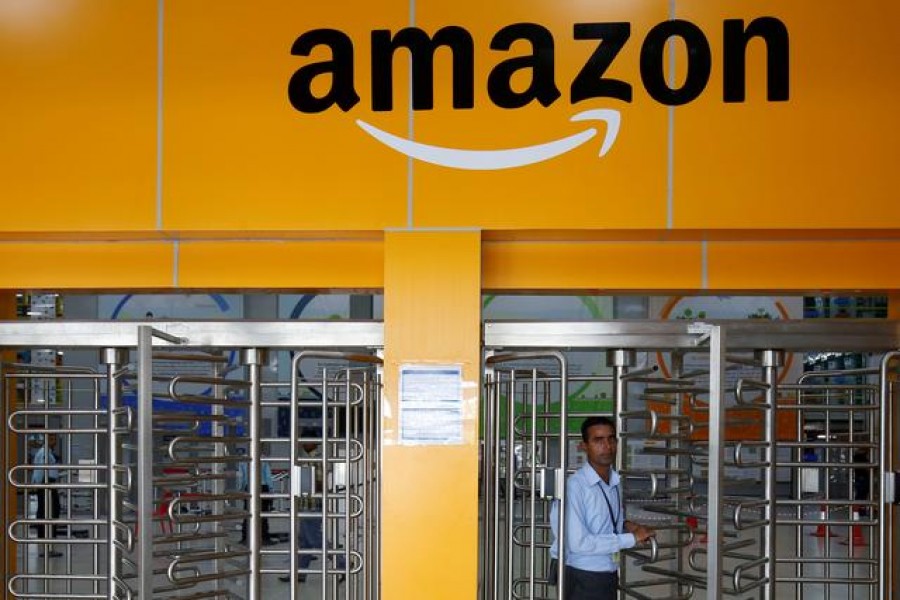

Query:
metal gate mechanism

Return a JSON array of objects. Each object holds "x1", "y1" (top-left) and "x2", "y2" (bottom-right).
[
  {"x1": 1, "y1": 321, "x2": 383, "y2": 600},
  {"x1": 481, "y1": 320, "x2": 898, "y2": 600}
]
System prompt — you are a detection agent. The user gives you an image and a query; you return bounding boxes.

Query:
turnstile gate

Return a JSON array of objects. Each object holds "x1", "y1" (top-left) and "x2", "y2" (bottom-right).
[
  {"x1": 481, "y1": 321, "x2": 898, "y2": 600},
  {"x1": 1, "y1": 321, "x2": 383, "y2": 600}
]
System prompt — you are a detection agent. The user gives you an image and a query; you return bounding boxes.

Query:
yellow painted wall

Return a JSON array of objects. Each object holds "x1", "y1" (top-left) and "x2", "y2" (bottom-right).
[
  {"x1": 0, "y1": 1, "x2": 157, "y2": 233},
  {"x1": 482, "y1": 239, "x2": 900, "y2": 292},
  {"x1": 4, "y1": 237, "x2": 900, "y2": 292},
  {"x1": 0, "y1": 243, "x2": 174, "y2": 289},
  {"x1": 382, "y1": 232, "x2": 481, "y2": 600},
  {"x1": 177, "y1": 240, "x2": 384, "y2": 289},
  {"x1": 707, "y1": 241, "x2": 900, "y2": 290},
  {"x1": 411, "y1": 0, "x2": 669, "y2": 229},
  {"x1": 1, "y1": 1, "x2": 897, "y2": 235},
  {"x1": 674, "y1": 0, "x2": 900, "y2": 229},
  {"x1": 162, "y1": 0, "x2": 410, "y2": 231},
  {"x1": 483, "y1": 240, "x2": 703, "y2": 291}
]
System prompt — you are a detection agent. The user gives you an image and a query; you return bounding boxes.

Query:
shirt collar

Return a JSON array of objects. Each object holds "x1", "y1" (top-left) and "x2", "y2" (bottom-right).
[{"x1": 578, "y1": 461, "x2": 620, "y2": 488}]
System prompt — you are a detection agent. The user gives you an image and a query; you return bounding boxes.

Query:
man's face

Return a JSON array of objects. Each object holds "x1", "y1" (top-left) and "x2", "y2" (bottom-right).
[
  {"x1": 580, "y1": 423, "x2": 617, "y2": 469},
  {"x1": 47, "y1": 434, "x2": 58, "y2": 448}
]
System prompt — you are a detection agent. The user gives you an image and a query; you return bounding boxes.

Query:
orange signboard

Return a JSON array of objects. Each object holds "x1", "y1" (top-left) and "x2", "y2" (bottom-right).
[
  {"x1": 675, "y1": 0, "x2": 900, "y2": 229},
  {"x1": 0, "y1": 0, "x2": 157, "y2": 232},
  {"x1": 0, "y1": 0, "x2": 897, "y2": 233}
]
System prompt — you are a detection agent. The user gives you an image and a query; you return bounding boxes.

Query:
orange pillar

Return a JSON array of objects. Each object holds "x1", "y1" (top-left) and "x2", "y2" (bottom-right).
[{"x1": 381, "y1": 231, "x2": 481, "y2": 599}]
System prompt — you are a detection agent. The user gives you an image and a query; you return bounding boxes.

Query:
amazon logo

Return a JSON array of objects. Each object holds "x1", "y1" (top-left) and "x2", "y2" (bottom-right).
[{"x1": 288, "y1": 18, "x2": 789, "y2": 170}]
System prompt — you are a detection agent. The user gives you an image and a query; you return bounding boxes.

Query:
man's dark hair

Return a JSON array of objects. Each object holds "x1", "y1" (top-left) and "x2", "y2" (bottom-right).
[{"x1": 581, "y1": 416, "x2": 616, "y2": 442}]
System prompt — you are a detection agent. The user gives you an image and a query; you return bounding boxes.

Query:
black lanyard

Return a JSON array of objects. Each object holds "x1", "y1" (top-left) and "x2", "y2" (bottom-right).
[{"x1": 598, "y1": 483, "x2": 620, "y2": 534}]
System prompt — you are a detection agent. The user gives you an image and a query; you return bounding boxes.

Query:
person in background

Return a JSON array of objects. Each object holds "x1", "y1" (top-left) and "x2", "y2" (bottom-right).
[
  {"x1": 852, "y1": 447, "x2": 871, "y2": 517},
  {"x1": 280, "y1": 428, "x2": 345, "y2": 584},
  {"x1": 237, "y1": 446, "x2": 276, "y2": 546},
  {"x1": 550, "y1": 416, "x2": 655, "y2": 600},
  {"x1": 32, "y1": 433, "x2": 62, "y2": 557}
]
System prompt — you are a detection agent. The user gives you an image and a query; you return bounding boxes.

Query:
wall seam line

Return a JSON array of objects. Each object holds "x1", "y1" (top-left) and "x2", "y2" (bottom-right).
[
  {"x1": 406, "y1": 0, "x2": 416, "y2": 230},
  {"x1": 667, "y1": 0, "x2": 676, "y2": 230},
  {"x1": 156, "y1": 0, "x2": 165, "y2": 230}
]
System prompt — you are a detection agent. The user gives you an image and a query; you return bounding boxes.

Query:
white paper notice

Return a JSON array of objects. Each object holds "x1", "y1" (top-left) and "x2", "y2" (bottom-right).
[{"x1": 399, "y1": 365, "x2": 463, "y2": 445}]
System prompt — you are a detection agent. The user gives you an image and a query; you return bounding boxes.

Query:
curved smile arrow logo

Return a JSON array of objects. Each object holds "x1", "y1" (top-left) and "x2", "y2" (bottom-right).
[{"x1": 355, "y1": 109, "x2": 620, "y2": 171}]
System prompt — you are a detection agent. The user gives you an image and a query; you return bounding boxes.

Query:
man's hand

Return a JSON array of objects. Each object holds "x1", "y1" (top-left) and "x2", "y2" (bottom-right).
[{"x1": 632, "y1": 524, "x2": 655, "y2": 543}]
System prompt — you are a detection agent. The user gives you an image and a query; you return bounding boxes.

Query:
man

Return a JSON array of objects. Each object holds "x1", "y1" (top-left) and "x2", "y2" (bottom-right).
[
  {"x1": 550, "y1": 416, "x2": 654, "y2": 600},
  {"x1": 32, "y1": 433, "x2": 62, "y2": 557}
]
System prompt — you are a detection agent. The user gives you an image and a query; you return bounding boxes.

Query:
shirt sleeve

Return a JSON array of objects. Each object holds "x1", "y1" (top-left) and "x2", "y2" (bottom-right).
[
  {"x1": 565, "y1": 480, "x2": 635, "y2": 555},
  {"x1": 31, "y1": 448, "x2": 44, "y2": 484},
  {"x1": 549, "y1": 500, "x2": 559, "y2": 558},
  {"x1": 237, "y1": 462, "x2": 247, "y2": 491}
]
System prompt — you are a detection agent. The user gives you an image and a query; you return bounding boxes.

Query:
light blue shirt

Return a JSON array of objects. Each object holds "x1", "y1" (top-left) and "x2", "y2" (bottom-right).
[
  {"x1": 32, "y1": 445, "x2": 58, "y2": 484},
  {"x1": 550, "y1": 463, "x2": 635, "y2": 573},
  {"x1": 237, "y1": 461, "x2": 273, "y2": 490}
]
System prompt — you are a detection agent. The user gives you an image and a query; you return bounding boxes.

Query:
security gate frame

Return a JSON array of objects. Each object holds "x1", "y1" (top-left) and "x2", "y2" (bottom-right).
[
  {"x1": 481, "y1": 320, "x2": 899, "y2": 600},
  {"x1": 1, "y1": 320, "x2": 383, "y2": 600}
]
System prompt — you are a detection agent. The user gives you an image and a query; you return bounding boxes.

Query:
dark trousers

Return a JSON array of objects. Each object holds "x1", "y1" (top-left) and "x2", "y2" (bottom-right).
[
  {"x1": 241, "y1": 485, "x2": 272, "y2": 542},
  {"x1": 36, "y1": 485, "x2": 60, "y2": 539},
  {"x1": 298, "y1": 517, "x2": 320, "y2": 569},
  {"x1": 298, "y1": 515, "x2": 346, "y2": 570},
  {"x1": 563, "y1": 566, "x2": 618, "y2": 600}
]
